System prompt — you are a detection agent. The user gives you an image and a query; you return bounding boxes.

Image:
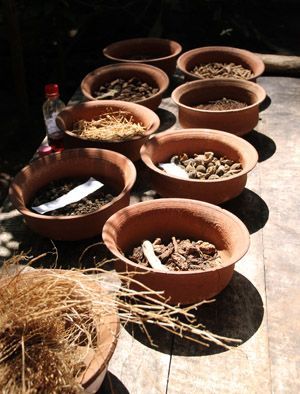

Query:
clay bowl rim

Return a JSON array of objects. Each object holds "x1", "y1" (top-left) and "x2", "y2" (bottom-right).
[
  {"x1": 171, "y1": 78, "x2": 267, "y2": 114},
  {"x1": 140, "y1": 128, "x2": 258, "y2": 183},
  {"x1": 0, "y1": 269, "x2": 120, "y2": 387},
  {"x1": 80, "y1": 62, "x2": 170, "y2": 103},
  {"x1": 9, "y1": 148, "x2": 137, "y2": 221},
  {"x1": 103, "y1": 37, "x2": 183, "y2": 63},
  {"x1": 57, "y1": 99, "x2": 161, "y2": 145},
  {"x1": 102, "y1": 198, "x2": 250, "y2": 275},
  {"x1": 177, "y1": 45, "x2": 265, "y2": 81}
]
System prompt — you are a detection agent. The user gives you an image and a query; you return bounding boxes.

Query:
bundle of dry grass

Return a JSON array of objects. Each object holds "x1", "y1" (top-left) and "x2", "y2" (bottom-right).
[
  {"x1": 0, "y1": 258, "x2": 240, "y2": 392},
  {"x1": 71, "y1": 110, "x2": 146, "y2": 142},
  {"x1": 0, "y1": 267, "x2": 117, "y2": 393}
]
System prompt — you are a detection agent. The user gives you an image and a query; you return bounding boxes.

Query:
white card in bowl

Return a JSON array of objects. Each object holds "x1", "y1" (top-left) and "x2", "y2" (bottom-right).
[{"x1": 32, "y1": 177, "x2": 104, "y2": 215}]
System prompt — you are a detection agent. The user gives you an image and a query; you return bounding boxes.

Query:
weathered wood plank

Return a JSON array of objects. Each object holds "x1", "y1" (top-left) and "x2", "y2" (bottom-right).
[{"x1": 257, "y1": 77, "x2": 300, "y2": 394}]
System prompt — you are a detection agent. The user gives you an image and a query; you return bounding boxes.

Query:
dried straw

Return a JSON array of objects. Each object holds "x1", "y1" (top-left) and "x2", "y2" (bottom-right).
[
  {"x1": 0, "y1": 255, "x2": 241, "y2": 392},
  {"x1": 70, "y1": 110, "x2": 146, "y2": 142}
]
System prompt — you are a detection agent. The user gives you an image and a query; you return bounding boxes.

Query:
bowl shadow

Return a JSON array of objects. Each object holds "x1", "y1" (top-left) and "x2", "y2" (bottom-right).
[
  {"x1": 123, "y1": 271, "x2": 264, "y2": 357},
  {"x1": 156, "y1": 107, "x2": 177, "y2": 133},
  {"x1": 259, "y1": 94, "x2": 272, "y2": 112},
  {"x1": 0, "y1": 204, "x2": 110, "y2": 269},
  {"x1": 171, "y1": 271, "x2": 264, "y2": 356},
  {"x1": 221, "y1": 188, "x2": 269, "y2": 234},
  {"x1": 244, "y1": 129, "x2": 276, "y2": 162},
  {"x1": 98, "y1": 371, "x2": 129, "y2": 394}
]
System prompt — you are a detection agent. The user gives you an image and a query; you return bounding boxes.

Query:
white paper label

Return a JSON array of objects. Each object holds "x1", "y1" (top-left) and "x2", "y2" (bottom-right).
[
  {"x1": 45, "y1": 112, "x2": 59, "y2": 136},
  {"x1": 32, "y1": 177, "x2": 104, "y2": 215},
  {"x1": 159, "y1": 163, "x2": 189, "y2": 179}
]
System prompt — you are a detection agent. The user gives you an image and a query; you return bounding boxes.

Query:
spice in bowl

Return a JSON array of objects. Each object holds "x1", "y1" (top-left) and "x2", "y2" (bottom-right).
[
  {"x1": 159, "y1": 151, "x2": 243, "y2": 180},
  {"x1": 128, "y1": 237, "x2": 222, "y2": 272},
  {"x1": 194, "y1": 97, "x2": 247, "y2": 111},
  {"x1": 93, "y1": 77, "x2": 159, "y2": 102},
  {"x1": 69, "y1": 109, "x2": 147, "y2": 142},
  {"x1": 191, "y1": 62, "x2": 254, "y2": 80}
]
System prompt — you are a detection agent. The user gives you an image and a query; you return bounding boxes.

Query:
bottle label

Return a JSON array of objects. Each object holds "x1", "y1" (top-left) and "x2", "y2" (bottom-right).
[{"x1": 45, "y1": 112, "x2": 61, "y2": 137}]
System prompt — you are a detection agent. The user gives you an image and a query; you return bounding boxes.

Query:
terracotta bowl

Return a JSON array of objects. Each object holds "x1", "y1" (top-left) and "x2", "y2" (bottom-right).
[
  {"x1": 140, "y1": 129, "x2": 258, "y2": 204},
  {"x1": 177, "y1": 46, "x2": 265, "y2": 82},
  {"x1": 171, "y1": 79, "x2": 266, "y2": 135},
  {"x1": 81, "y1": 63, "x2": 169, "y2": 111},
  {"x1": 103, "y1": 37, "x2": 182, "y2": 76},
  {"x1": 56, "y1": 100, "x2": 160, "y2": 162},
  {"x1": 0, "y1": 269, "x2": 120, "y2": 393},
  {"x1": 102, "y1": 198, "x2": 249, "y2": 305},
  {"x1": 9, "y1": 148, "x2": 136, "y2": 241}
]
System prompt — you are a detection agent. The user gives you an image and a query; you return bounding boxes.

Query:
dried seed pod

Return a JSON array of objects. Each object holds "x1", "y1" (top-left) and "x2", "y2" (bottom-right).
[
  {"x1": 196, "y1": 172, "x2": 206, "y2": 179},
  {"x1": 208, "y1": 174, "x2": 220, "y2": 180},
  {"x1": 186, "y1": 163, "x2": 195, "y2": 172},
  {"x1": 222, "y1": 159, "x2": 234, "y2": 166},
  {"x1": 196, "y1": 165, "x2": 206, "y2": 173},
  {"x1": 216, "y1": 165, "x2": 225, "y2": 176},
  {"x1": 188, "y1": 169, "x2": 197, "y2": 178},
  {"x1": 206, "y1": 166, "x2": 216, "y2": 175},
  {"x1": 170, "y1": 155, "x2": 180, "y2": 164},
  {"x1": 230, "y1": 163, "x2": 242, "y2": 171},
  {"x1": 179, "y1": 153, "x2": 188, "y2": 161}
]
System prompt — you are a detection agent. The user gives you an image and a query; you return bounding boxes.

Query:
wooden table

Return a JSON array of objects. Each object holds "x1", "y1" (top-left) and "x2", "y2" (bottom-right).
[{"x1": 0, "y1": 76, "x2": 299, "y2": 393}]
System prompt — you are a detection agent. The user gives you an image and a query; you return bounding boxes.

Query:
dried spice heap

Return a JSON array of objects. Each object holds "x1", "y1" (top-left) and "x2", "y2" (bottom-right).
[
  {"x1": 30, "y1": 177, "x2": 114, "y2": 216},
  {"x1": 129, "y1": 237, "x2": 222, "y2": 271},
  {"x1": 71, "y1": 110, "x2": 146, "y2": 142},
  {"x1": 191, "y1": 62, "x2": 254, "y2": 80},
  {"x1": 167, "y1": 151, "x2": 243, "y2": 180},
  {"x1": 93, "y1": 77, "x2": 159, "y2": 102},
  {"x1": 195, "y1": 97, "x2": 247, "y2": 111}
]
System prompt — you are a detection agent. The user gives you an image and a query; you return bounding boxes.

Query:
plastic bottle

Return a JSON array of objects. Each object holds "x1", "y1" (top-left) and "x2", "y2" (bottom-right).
[{"x1": 42, "y1": 84, "x2": 65, "y2": 151}]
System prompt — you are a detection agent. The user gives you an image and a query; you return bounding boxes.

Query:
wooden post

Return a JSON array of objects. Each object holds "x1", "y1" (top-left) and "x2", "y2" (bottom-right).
[{"x1": 256, "y1": 53, "x2": 300, "y2": 76}]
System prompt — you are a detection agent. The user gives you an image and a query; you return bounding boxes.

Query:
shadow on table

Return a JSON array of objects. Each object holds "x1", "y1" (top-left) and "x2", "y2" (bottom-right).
[
  {"x1": 221, "y1": 188, "x2": 269, "y2": 234},
  {"x1": 156, "y1": 107, "x2": 177, "y2": 133},
  {"x1": 171, "y1": 271, "x2": 264, "y2": 357},
  {"x1": 0, "y1": 204, "x2": 110, "y2": 268},
  {"x1": 123, "y1": 271, "x2": 264, "y2": 357},
  {"x1": 259, "y1": 94, "x2": 272, "y2": 113},
  {"x1": 98, "y1": 372, "x2": 129, "y2": 394},
  {"x1": 244, "y1": 129, "x2": 276, "y2": 162}
]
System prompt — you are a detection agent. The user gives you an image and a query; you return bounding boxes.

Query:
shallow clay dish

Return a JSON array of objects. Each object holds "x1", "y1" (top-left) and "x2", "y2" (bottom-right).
[
  {"x1": 177, "y1": 46, "x2": 265, "y2": 82},
  {"x1": 103, "y1": 37, "x2": 182, "y2": 76},
  {"x1": 81, "y1": 63, "x2": 169, "y2": 111},
  {"x1": 140, "y1": 128, "x2": 258, "y2": 204},
  {"x1": 57, "y1": 100, "x2": 160, "y2": 162},
  {"x1": 171, "y1": 79, "x2": 266, "y2": 135},
  {"x1": 9, "y1": 148, "x2": 136, "y2": 241},
  {"x1": 102, "y1": 198, "x2": 249, "y2": 305}
]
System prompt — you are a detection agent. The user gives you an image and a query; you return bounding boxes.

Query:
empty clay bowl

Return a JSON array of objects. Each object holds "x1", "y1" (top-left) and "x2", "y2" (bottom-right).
[
  {"x1": 177, "y1": 46, "x2": 265, "y2": 82},
  {"x1": 103, "y1": 37, "x2": 182, "y2": 76},
  {"x1": 81, "y1": 63, "x2": 169, "y2": 111},
  {"x1": 102, "y1": 198, "x2": 249, "y2": 305},
  {"x1": 56, "y1": 100, "x2": 160, "y2": 162},
  {"x1": 171, "y1": 79, "x2": 266, "y2": 135},
  {"x1": 140, "y1": 129, "x2": 258, "y2": 204},
  {"x1": 9, "y1": 148, "x2": 136, "y2": 241}
]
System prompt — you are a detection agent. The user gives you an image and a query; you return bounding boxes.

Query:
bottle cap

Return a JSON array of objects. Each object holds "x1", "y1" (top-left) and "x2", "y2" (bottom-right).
[
  {"x1": 45, "y1": 84, "x2": 59, "y2": 98},
  {"x1": 37, "y1": 145, "x2": 53, "y2": 157}
]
